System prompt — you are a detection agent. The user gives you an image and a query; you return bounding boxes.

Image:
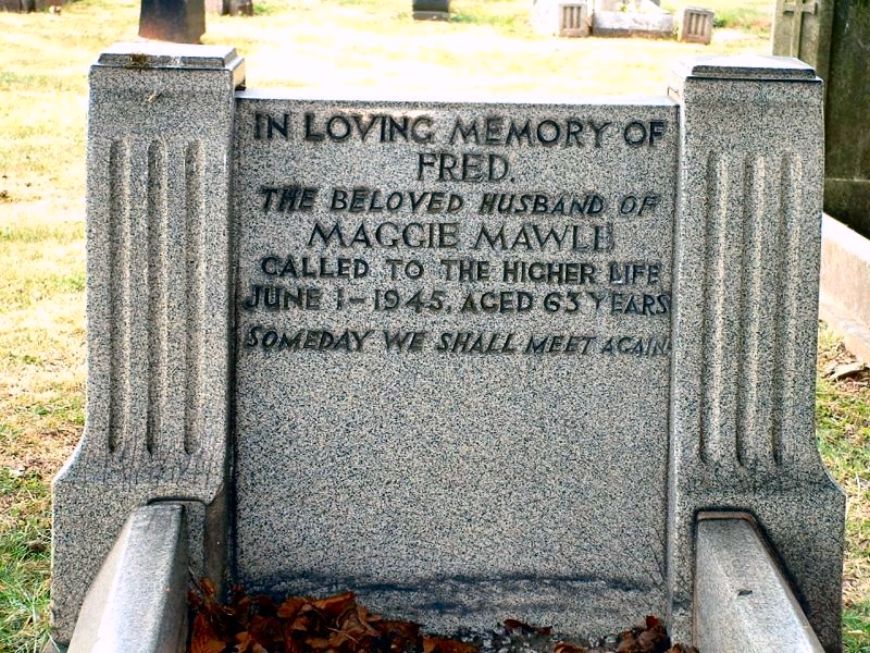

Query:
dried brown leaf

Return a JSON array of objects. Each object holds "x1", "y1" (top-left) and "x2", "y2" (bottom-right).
[
  {"x1": 421, "y1": 635, "x2": 478, "y2": 653},
  {"x1": 312, "y1": 591, "x2": 357, "y2": 617},
  {"x1": 305, "y1": 636, "x2": 334, "y2": 651},
  {"x1": 235, "y1": 631, "x2": 253, "y2": 653},
  {"x1": 200, "y1": 577, "x2": 218, "y2": 599},
  {"x1": 554, "y1": 641, "x2": 588, "y2": 653},
  {"x1": 616, "y1": 631, "x2": 639, "y2": 653},
  {"x1": 190, "y1": 612, "x2": 226, "y2": 653},
  {"x1": 637, "y1": 615, "x2": 669, "y2": 653},
  {"x1": 278, "y1": 597, "x2": 308, "y2": 620}
]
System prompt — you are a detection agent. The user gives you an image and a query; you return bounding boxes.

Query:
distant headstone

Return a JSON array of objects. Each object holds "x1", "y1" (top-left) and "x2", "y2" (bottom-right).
[
  {"x1": 592, "y1": 0, "x2": 674, "y2": 38},
  {"x1": 413, "y1": 0, "x2": 449, "y2": 20},
  {"x1": 0, "y1": 0, "x2": 62, "y2": 11},
  {"x1": 679, "y1": 6, "x2": 713, "y2": 44},
  {"x1": 206, "y1": 0, "x2": 252, "y2": 15},
  {"x1": 50, "y1": 44, "x2": 845, "y2": 653},
  {"x1": 773, "y1": 0, "x2": 870, "y2": 236},
  {"x1": 138, "y1": 0, "x2": 205, "y2": 43},
  {"x1": 532, "y1": 0, "x2": 591, "y2": 37}
]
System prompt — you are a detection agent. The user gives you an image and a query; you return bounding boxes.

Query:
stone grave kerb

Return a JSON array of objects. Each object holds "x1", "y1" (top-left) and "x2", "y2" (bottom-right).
[{"x1": 50, "y1": 43, "x2": 845, "y2": 652}]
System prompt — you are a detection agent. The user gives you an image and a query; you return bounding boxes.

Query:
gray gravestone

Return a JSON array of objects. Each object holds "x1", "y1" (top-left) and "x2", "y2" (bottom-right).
[
  {"x1": 0, "y1": 0, "x2": 61, "y2": 11},
  {"x1": 413, "y1": 0, "x2": 449, "y2": 21},
  {"x1": 50, "y1": 44, "x2": 845, "y2": 652},
  {"x1": 206, "y1": 0, "x2": 252, "y2": 15},
  {"x1": 139, "y1": 0, "x2": 205, "y2": 43},
  {"x1": 679, "y1": 7, "x2": 713, "y2": 44},
  {"x1": 773, "y1": 0, "x2": 870, "y2": 237},
  {"x1": 592, "y1": 0, "x2": 675, "y2": 38},
  {"x1": 234, "y1": 97, "x2": 676, "y2": 637},
  {"x1": 532, "y1": 0, "x2": 592, "y2": 37}
]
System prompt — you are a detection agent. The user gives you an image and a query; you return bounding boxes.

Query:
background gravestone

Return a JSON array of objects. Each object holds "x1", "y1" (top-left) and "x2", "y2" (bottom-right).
[
  {"x1": 532, "y1": 0, "x2": 592, "y2": 37},
  {"x1": 139, "y1": 0, "x2": 205, "y2": 43},
  {"x1": 679, "y1": 7, "x2": 713, "y2": 44},
  {"x1": 0, "y1": 0, "x2": 63, "y2": 11},
  {"x1": 773, "y1": 0, "x2": 870, "y2": 237},
  {"x1": 413, "y1": 0, "x2": 450, "y2": 20},
  {"x1": 592, "y1": 0, "x2": 674, "y2": 38},
  {"x1": 205, "y1": 0, "x2": 252, "y2": 16}
]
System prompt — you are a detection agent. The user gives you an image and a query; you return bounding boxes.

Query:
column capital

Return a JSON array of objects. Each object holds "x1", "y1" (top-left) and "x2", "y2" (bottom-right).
[{"x1": 95, "y1": 41, "x2": 245, "y2": 85}]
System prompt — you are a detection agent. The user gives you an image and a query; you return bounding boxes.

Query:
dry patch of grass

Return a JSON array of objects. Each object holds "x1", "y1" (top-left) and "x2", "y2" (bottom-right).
[
  {"x1": 204, "y1": 0, "x2": 770, "y2": 98},
  {"x1": 0, "y1": 209, "x2": 85, "y2": 649},
  {"x1": 816, "y1": 324, "x2": 870, "y2": 652},
  {"x1": 661, "y1": 0, "x2": 774, "y2": 33}
]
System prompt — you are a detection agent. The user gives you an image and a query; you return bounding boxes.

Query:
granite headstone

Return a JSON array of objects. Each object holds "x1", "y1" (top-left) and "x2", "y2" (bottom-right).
[{"x1": 50, "y1": 44, "x2": 845, "y2": 652}]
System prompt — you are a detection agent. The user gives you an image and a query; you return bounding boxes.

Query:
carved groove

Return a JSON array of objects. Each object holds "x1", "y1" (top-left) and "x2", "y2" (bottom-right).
[
  {"x1": 184, "y1": 141, "x2": 204, "y2": 455},
  {"x1": 737, "y1": 156, "x2": 767, "y2": 465},
  {"x1": 749, "y1": 156, "x2": 774, "y2": 465},
  {"x1": 769, "y1": 157, "x2": 786, "y2": 465},
  {"x1": 699, "y1": 153, "x2": 805, "y2": 467},
  {"x1": 779, "y1": 153, "x2": 802, "y2": 462},
  {"x1": 700, "y1": 153, "x2": 732, "y2": 464},
  {"x1": 108, "y1": 139, "x2": 130, "y2": 455},
  {"x1": 146, "y1": 140, "x2": 167, "y2": 456}
]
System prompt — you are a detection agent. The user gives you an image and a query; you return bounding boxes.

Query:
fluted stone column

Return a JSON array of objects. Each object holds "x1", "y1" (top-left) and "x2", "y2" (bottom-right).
[
  {"x1": 51, "y1": 43, "x2": 244, "y2": 646},
  {"x1": 667, "y1": 56, "x2": 845, "y2": 652}
]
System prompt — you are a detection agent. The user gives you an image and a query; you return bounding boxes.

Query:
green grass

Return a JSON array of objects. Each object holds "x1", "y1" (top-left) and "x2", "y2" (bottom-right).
[
  {"x1": 844, "y1": 601, "x2": 870, "y2": 653},
  {"x1": 661, "y1": 0, "x2": 773, "y2": 32},
  {"x1": 0, "y1": 468, "x2": 51, "y2": 653},
  {"x1": 449, "y1": 0, "x2": 530, "y2": 32},
  {"x1": 0, "y1": 1, "x2": 866, "y2": 651},
  {"x1": 817, "y1": 325, "x2": 870, "y2": 653}
]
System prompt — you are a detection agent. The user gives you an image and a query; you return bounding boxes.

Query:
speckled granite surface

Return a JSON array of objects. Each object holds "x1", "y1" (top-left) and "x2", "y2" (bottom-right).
[{"x1": 232, "y1": 96, "x2": 678, "y2": 636}]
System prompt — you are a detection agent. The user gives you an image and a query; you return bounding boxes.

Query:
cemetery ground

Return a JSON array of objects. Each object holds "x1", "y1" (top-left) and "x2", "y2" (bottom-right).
[{"x1": 0, "y1": 0, "x2": 866, "y2": 650}]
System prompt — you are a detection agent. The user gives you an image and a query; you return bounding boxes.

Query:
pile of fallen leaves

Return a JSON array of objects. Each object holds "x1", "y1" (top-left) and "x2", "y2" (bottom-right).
[
  {"x1": 189, "y1": 580, "x2": 476, "y2": 653},
  {"x1": 188, "y1": 581, "x2": 698, "y2": 653},
  {"x1": 553, "y1": 617, "x2": 698, "y2": 653}
]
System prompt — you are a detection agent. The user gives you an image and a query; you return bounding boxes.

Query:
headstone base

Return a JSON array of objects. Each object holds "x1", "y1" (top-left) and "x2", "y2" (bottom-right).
[{"x1": 413, "y1": 10, "x2": 448, "y2": 20}]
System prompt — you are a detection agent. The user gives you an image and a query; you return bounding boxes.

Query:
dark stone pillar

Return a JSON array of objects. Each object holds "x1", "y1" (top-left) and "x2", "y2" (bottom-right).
[
  {"x1": 413, "y1": 0, "x2": 449, "y2": 20},
  {"x1": 773, "y1": 0, "x2": 870, "y2": 237},
  {"x1": 139, "y1": 0, "x2": 206, "y2": 43}
]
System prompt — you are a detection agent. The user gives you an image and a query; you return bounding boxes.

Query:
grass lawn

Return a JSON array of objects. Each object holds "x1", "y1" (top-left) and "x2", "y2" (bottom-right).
[{"x1": 0, "y1": 1, "x2": 866, "y2": 651}]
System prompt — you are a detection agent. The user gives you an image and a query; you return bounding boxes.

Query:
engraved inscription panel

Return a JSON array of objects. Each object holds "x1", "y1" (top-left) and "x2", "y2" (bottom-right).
[{"x1": 233, "y1": 97, "x2": 678, "y2": 635}]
